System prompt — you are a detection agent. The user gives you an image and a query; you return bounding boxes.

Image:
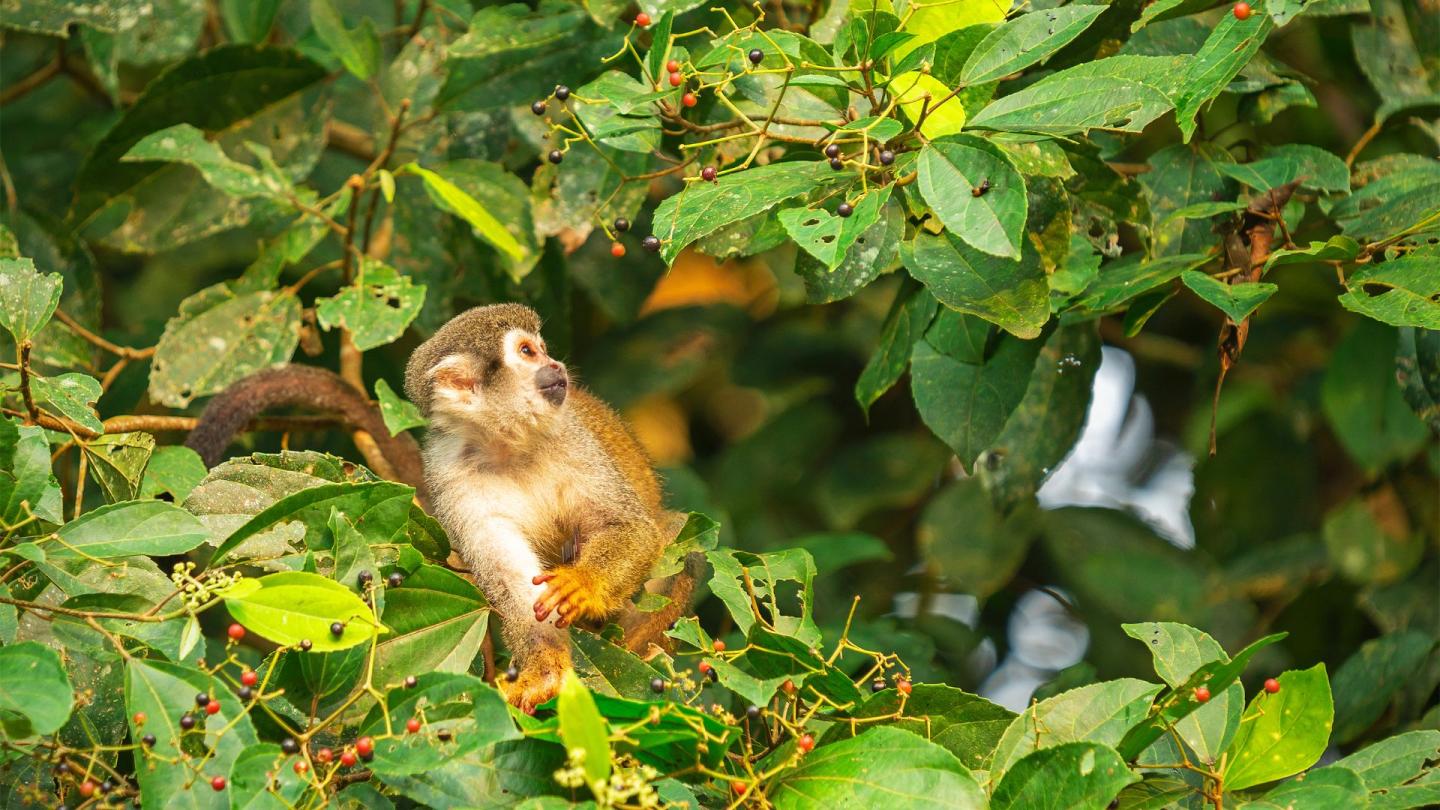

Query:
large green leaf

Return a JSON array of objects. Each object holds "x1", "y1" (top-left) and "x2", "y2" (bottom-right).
[
  {"x1": 1122, "y1": 622, "x2": 1242, "y2": 763},
  {"x1": 121, "y1": 123, "x2": 283, "y2": 199},
  {"x1": 1339, "y1": 258, "x2": 1440, "y2": 330},
  {"x1": 891, "y1": 0, "x2": 1008, "y2": 65},
  {"x1": 1215, "y1": 144, "x2": 1350, "y2": 193},
  {"x1": 917, "y1": 136, "x2": 1028, "y2": 259},
  {"x1": 558, "y1": 671, "x2": 611, "y2": 790},
  {"x1": 652, "y1": 161, "x2": 842, "y2": 264},
  {"x1": 1332, "y1": 729, "x2": 1440, "y2": 790},
  {"x1": 1321, "y1": 320, "x2": 1430, "y2": 475},
  {"x1": 53, "y1": 499, "x2": 208, "y2": 559},
  {"x1": 902, "y1": 232, "x2": 1049, "y2": 339},
  {"x1": 1222, "y1": 663, "x2": 1334, "y2": 791},
  {"x1": 909, "y1": 332, "x2": 1041, "y2": 471},
  {"x1": 1181, "y1": 271, "x2": 1277, "y2": 323},
  {"x1": 990, "y1": 678, "x2": 1161, "y2": 776},
  {"x1": 376, "y1": 738, "x2": 566, "y2": 808},
  {"x1": 1255, "y1": 765, "x2": 1369, "y2": 809},
  {"x1": 374, "y1": 564, "x2": 489, "y2": 687},
  {"x1": 1330, "y1": 631, "x2": 1436, "y2": 744},
  {"x1": 992, "y1": 742, "x2": 1139, "y2": 810},
  {"x1": 405, "y1": 163, "x2": 526, "y2": 265},
  {"x1": 1174, "y1": 10, "x2": 1275, "y2": 141},
  {"x1": 82, "y1": 431, "x2": 156, "y2": 503},
  {"x1": 770, "y1": 726, "x2": 987, "y2": 809},
  {"x1": 969, "y1": 57, "x2": 1179, "y2": 135},
  {"x1": 149, "y1": 284, "x2": 302, "y2": 408},
  {"x1": 855, "y1": 284, "x2": 938, "y2": 415},
  {"x1": 207, "y1": 479, "x2": 423, "y2": 565},
  {"x1": 0, "y1": 642, "x2": 73, "y2": 738},
  {"x1": 1141, "y1": 143, "x2": 1235, "y2": 258},
  {"x1": 309, "y1": 0, "x2": 379, "y2": 79},
  {"x1": 0, "y1": 257, "x2": 62, "y2": 344},
  {"x1": 961, "y1": 5, "x2": 1107, "y2": 84},
  {"x1": 222, "y1": 571, "x2": 386, "y2": 652},
  {"x1": 821, "y1": 684, "x2": 1015, "y2": 771}
]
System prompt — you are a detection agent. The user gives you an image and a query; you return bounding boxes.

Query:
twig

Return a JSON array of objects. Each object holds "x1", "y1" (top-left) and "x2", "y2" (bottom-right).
[
  {"x1": 1344, "y1": 118, "x2": 1383, "y2": 169},
  {"x1": 0, "y1": 54, "x2": 62, "y2": 107},
  {"x1": 17, "y1": 342, "x2": 38, "y2": 425},
  {"x1": 53, "y1": 309, "x2": 156, "y2": 360}
]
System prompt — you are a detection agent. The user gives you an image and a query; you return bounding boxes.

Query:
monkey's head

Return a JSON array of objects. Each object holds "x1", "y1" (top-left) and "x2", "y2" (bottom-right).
[{"x1": 404, "y1": 304, "x2": 570, "y2": 442}]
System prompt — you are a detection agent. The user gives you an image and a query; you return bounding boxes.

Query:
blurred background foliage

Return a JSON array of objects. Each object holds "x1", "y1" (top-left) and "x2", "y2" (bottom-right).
[{"x1": 0, "y1": 0, "x2": 1435, "y2": 746}]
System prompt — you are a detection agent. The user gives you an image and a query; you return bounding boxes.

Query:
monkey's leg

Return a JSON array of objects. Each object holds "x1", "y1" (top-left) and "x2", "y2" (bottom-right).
[{"x1": 533, "y1": 516, "x2": 665, "y2": 628}]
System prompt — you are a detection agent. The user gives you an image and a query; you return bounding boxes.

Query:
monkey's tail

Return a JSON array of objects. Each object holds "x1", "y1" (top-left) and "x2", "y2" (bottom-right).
[{"x1": 184, "y1": 365, "x2": 426, "y2": 494}]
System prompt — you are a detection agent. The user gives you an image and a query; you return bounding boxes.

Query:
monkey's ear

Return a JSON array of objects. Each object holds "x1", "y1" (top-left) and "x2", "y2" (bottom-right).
[{"x1": 430, "y1": 355, "x2": 477, "y2": 392}]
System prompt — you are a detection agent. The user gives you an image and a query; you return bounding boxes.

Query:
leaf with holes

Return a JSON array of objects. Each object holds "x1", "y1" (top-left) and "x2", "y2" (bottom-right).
[
  {"x1": 0, "y1": 257, "x2": 62, "y2": 344},
  {"x1": 315, "y1": 260, "x2": 426, "y2": 352},
  {"x1": 1339, "y1": 258, "x2": 1440, "y2": 330},
  {"x1": 31, "y1": 372, "x2": 103, "y2": 434},
  {"x1": 779, "y1": 187, "x2": 890, "y2": 270}
]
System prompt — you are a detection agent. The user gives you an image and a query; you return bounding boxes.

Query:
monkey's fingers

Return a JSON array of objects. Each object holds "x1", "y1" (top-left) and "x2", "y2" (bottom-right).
[{"x1": 534, "y1": 575, "x2": 585, "y2": 620}]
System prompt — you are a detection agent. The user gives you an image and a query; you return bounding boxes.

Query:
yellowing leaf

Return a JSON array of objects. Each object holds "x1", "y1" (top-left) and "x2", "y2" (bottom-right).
[
  {"x1": 894, "y1": 72, "x2": 968, "y2": 139},
  {"x1": 403, "y1": 163, "x2": 524, "y2": 262},
  {"x1": 894, "y1": 0, "x2": 1010, "y2": 64}
]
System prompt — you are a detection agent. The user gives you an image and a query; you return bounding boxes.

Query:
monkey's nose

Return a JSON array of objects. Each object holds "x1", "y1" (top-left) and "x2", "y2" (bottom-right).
[{"x1": 535, "y1": 365, "x2": 568, "y2": 406}]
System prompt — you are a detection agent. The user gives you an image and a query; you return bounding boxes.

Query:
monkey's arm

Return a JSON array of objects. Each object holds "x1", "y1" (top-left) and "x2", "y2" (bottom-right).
[
  {"x1": 532, "y1": 511, "x2": 666, "y2": 628},
  {"x1": 185, "y1": 365, "x2": 425, "y2": 493}
]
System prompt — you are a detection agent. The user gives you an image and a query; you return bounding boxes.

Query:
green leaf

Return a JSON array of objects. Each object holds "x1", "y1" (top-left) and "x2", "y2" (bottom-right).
[
  {"x1": 309, "y1": 0, "x2": 379, "y2": 79},
  {"x1": 1330, "y1": 631, "x2": 1436, "y2": 744},
  {"x1": 961, "y1": 5, "x2": 1107, "y2": 84},
  {"x1": 125, "y1": 657, "x2": 258, "y2": 809},
  {"x1": 1257, "y1": 766, "x2": 1369, "y2": 809},
  {"x1": 770, "y1": 726, "x2": 986, "y2": 809},
  {"x1": 405, "y1": 163, "x2": 526, "y2": 264},
  {"x1": 741, "y1": 625, "x2": 862, "y2": 707},
  {"x1": 1339, "y1": 257, "x2": 1440, "y2": 330},
  {"x1": 374, "y1": 378, "x2": 427, "y2": 436},
  {"x1": 1071, "y1": 253, "x2": 1212, "y2": 313},
  {"x1": 29, "y1": 371, "x2": 103, "y2": 433},
  {"x1": 1332, "y1": 729, "x2": 1440, "y2": 790},
  {"x1": 855, "y1": 284, "x2": 938, "y2": 415},
  {"x1": 121, "y1": 123, "x2": 282, "y2": 198},
  {"x1": 1351, "y1": 0, "x2": 1440, "y2": 121},
  {"x1": 1142, "y1": 143, "x2": 1236, "y2": 257},
  {"x1": 315, "y1": 260, "x2": 426, "y2": 352},
  {"x1": 207, "y1": 479, "x2": 421, "y2": 565},
  {"x1": 362, "y1": 674, "x2": 516, "y2": 777},
  {"x1": 1397, "y1": 326, "x2": 1440, "y2": 431},
  {"x1": 820, "y1": 684, "x2": 1015, "y2": 771},
  {"x1": 0, "y1": 642, "x2": 73, "y2": 738},
  {"x1": 891, "y1": 0, "x2": 1008, "y2": 65},
  {"x1": 138, "y1": 445, "x2": 208, "y2": 502},
  {"x1": 1321, "y1": 320, "x2": 1429, "y2": 475},
  {"x1": 815, "y1": 433, "x2": 950, "y2": 529},
  {"x1": 0, "y1": 0, "x2": 130, "y2": 36},
  {"x1": 645, "y1": 12, "x2": 676, "y2": 89},
  {"x1": 919, "y1": 478, "x2": 1034, "y2": 599},
  {"x1": 909, "y1": 333, "x2": 1040, "y2": 470},
  {"x1": 0, "y1": 257, "x2": 62, "y2": 344},
  {"x1": 1323, "y1": 495, "x2": 1425, "y2": 586},
  {"x1": 651, "y1": 161, "x2": 843, "y2": 264},
  {"x1": 82, "y1": 431, "x2": 156, "y2": 503},
  {"x1": 573, "y1": 72, "x2": 663, "y2": 154},
  {"x1": 902, "y1": 232, "x2": 1049, "y2": 339},
  {"x1": 1264, "y1": 235, "x2": 1360, "y2": 272},
  {"x1": 799, "y1": 197, "x2": 906, "y2": 305},
  {"x1": 918, "y1": 136, "x2": 1028, "y2": 259},
  {"x1": 992, "y1": 742, "x2": 1139, "y2": 810},
  {"x1": 373, "y1": 564, "x2": 488, "y2": 687},
  {"x1": 779, "y1": 186, "x2": 892, "y2": 270},
  {"x1": 222, "y1": 571, "x2": 386, "y2": 652},
  {"x1": 375, "y1": 738, "x2": 566, "y2": 808},
  {"x1": 1214, "y1": 144, "x2": 1350, "y2": 193},
  {"x1": 1222, "y1": 663, "x2": 1334, "y2": 791},
  {"x1": 1122, "y1": 622, "x2": 1242, "y2": 763},
  {"x1": 1174, "y1": 11, "x2": 1275, "y2": 141},
  {"x1": 149, "y1": 285, "x2": 302, "y2": 408},
  {"x1": 1181, "y1": 271, "x2": 1277, "y2": 323},
  {"x1": 229, "y1": 742, "x2": 310, "y2": 807},
  {"x1": 569, "y1": 629, "x2": 668, "y2": 699},
  {"x1": 54, "y1": 499, "x2": 207, "y2": 559},
  {"x1": 991, "y1": 678, "x2": 1161, "y2": 776},
  {"x1": 1160, "y1": 200, "x2": 1247, "y2": 224},
  {"x1": 969, "y1": 70, "x2": 1174, "y2": 136},
  {"x1": 0, "y1": 419, "x2": 63, "y2": 525},
  {"x1": 220, "y1": 0, "x2": 280, "y2": 42},
  {"x1": 708, "y1": 548, "x2": 820, "y2": 645},
  {"x1": 558, "y1": 671, "x2": 612, "y2": 790}
]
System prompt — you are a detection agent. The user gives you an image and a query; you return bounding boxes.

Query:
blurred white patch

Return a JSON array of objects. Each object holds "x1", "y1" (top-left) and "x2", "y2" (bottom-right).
[
  {"x1": 892, "y1": 592, "x2": 979, "y2": 627},
  {"x1": 1009, "y1": 588, "x2": 1089, "y2": 671},
  {"x1": 1037, "y1": 347, "x2": 1196, "y2": 549}
]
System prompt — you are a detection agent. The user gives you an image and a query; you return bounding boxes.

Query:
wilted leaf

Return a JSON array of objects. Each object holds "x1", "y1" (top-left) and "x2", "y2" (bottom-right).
[{"x1": 149, "y1": 285, "x2": 302, "y2": 408}]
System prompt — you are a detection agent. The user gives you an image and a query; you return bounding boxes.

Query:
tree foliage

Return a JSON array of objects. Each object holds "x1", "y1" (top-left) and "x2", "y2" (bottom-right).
[{"x1": 0, "y1": 0, "x2": 1437, "y2": 808}]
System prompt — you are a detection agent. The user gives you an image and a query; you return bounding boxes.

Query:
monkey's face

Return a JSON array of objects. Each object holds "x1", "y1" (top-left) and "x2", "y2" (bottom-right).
[{"x1": 426, "y1": 328, "x2": 569, "y2": 441}]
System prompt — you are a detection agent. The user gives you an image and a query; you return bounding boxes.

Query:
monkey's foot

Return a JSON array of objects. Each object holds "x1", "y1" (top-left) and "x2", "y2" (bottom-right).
[
  {"x1": 533, "y1": 566, "x2": 609, "y2": 628},
  {"x1": 499, "y1": 655, "x2": 568, "y2": 714}
]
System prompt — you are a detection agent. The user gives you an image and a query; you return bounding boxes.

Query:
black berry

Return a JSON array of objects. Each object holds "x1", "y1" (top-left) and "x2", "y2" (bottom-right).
[
  {"x1": 330, "y1": 621, "x2": 345, "y2": 637},
  {"x1": 195, "y1": 692, "x2": 211, "y2": 707},
  {"x1": 179, "y1": 714, "x2": 196, "y2": 731},
  {"x1": 237, "y1": 686, "x2": 254, "y2": 701},
  {"x1": 299, "y1": 639, "x2": 313, "y2": 652},
  {"x1": 748, "y1": 48, "x2": 764, "y2": 65},
  {"x1": 830, "y1": 157, "x2": 844, "y2": 170},
  {"x1": 56, "y1": 762, "x2": 71, "y2": 774},
  {"x1": 871, "y1": 679, "x2": 886, "y2": 693},
  {"x1": 142, "y1": 734, "x2": 156, "y2": 747},
  {"x1": 405, "y1": 675, "x2": 418, "y2": 689},
  {"x1": 746, "y1": 705, "x2": 761, "y2": 719},
  {"x1": 547, "y1": 150, "x2": 564, "y2": 165},
  {"x1": 554, "y1": 85, "x2": 571, "y2": 101},
  {"x1": 701, "y1": 166, "x2": 717, "y2": 182},
  {"x1": 837, "y1": 202, "x2": 854, "y2": 217},
  {"x1": 651, "y1": 678, "x2": 665, "y2": 693},
  {"x1": 281, "y1": 737, "x2": 299, "y2": 755},
  {"x1": 642, "y1": 235, "x2": 661, "y2": 252},
  {"x1": 387, "y1": 572, "x2": 405, "y2": 588},
  {"x1": 613, "y1": 217, "x2": 630, "y2": 233},
  {"x1": 357, "y1": 570, "x2": 373, "y2": 586},
  {"x1": 824, "y1": 143, "x2": 841, "y2": 159},
  {"x1": 531, "y1": 100, "x2": 547, "y2": 116},
  {"x1": 506, "y1": 665, "x2": 520, "y2": 682},
  {"x1": 101, "y1": 780, "x2": 115, "y2": 794},
  {"x1": 879, "y1": 149, "x2": 895, "y2": 166}
]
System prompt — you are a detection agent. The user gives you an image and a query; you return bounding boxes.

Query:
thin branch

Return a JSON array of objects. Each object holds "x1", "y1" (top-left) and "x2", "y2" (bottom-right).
[
  {"x1": 17, "y1": 342, "x2": 38, "y2": 425},
  {"x1": 53, "y1": 309, "x2": 156, "y2": 360},
  {"x1": 0, "y1": 55, "x2": 63, "y2": 107}
]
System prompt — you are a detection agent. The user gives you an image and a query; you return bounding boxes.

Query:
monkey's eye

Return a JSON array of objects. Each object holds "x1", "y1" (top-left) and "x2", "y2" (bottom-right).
[{"x1": 519, "y1": 342, "x2": 536, "y2": 358}]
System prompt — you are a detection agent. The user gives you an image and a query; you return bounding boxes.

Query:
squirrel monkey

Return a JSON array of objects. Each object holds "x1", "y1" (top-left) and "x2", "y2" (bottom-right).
[{"x1": 404, "y1": 304, "x2": 668, "y2": 712}]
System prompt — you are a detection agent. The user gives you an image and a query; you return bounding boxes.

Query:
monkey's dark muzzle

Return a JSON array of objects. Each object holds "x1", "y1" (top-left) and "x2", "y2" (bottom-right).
[{"x1": 536, "y1": 366, "x2": 568, "y2": 406}]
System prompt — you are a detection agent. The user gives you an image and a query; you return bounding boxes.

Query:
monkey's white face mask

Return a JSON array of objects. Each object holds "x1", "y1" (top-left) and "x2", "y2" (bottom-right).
[{"x1": 425, "y1": 329, "x2": 570, "y2": 446}]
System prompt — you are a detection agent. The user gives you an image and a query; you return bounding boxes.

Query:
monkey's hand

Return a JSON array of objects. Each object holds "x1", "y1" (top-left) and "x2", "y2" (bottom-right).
[{"x1": 533, "y1": 566, "x2": 612, "y2": 628}]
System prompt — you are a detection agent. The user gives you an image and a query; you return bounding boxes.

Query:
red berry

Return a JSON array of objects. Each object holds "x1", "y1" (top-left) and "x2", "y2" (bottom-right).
[
  {"x1": 1194, "y1": 686, "x2": 1211, "y2": 703},
  {"x1": 227, "y1": 623, "x2": 245, "y2": 641},
  {"x1": 1233, "y1": 2, "x2": 1251, "y2": 19},
  {"x1": 782, "y1": 679, "x2": 796, "y2": 695},
  {"x1": 636, "y1": 12, "x2": 651, "y2": 26},
  {"x1": 1264, "y1": 678, "x2": 1281, "y2": 694},
  {"x1": 206, "y1": 700, "x2": 221, "y2": 715},
  {"x1": 701, "y1": 166, "x2": 717, "y2": 182},
  {"x1": 666, "y1": 59, "x2": 680, "y2": 74},
  {"x1": 698, "y1": 661, "x2": 712, "y2": 674},
  {"x1": 294, "y1": 759, "x2": 309, "y2": 774},
  {"x1": 611, "y1": 241, "x2": 626, "y2": 258},
  {"x1": 355, "y1": 736, "x2": 374, "y2": 756},
  {"x1": 80, "y1": 780, "x2": 97, "y2": 797},
  {"x1": 682, "y1": 92, "x2": 697, "y2": 108},
  {"x1": 897, "y1": 679, "x2": 912, "y2": 695},
  {"x1": 340, "y1": 751, "x2": 357, "y2": 767},
  {"x1": 316, "y1": 748, "x2": 333, "y2": 764},
  {"x1": 797, "y1": 733, "x2": 815, "y2": 753},
  {"x1": 669, "y1": 71, "x2": 683, "y2": 87},
  {"x1": 132, "y1": 712, "x2": 146, "y2": 726},
  {"x1": 210, "y1": 776, "x2": 226, "y2": 791},
  {"x1": 241, "y1": 670, "x2": 258, "y2": 687},
  {"x1": 713, "y1": 640, "x2": 726, "y2": 652},
  {"x1": 732, "y1": 781, "x2": 747, "y2": 794},
  {"x1": 406, "y1": 717, "x2": 422, "y2": 734}
]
